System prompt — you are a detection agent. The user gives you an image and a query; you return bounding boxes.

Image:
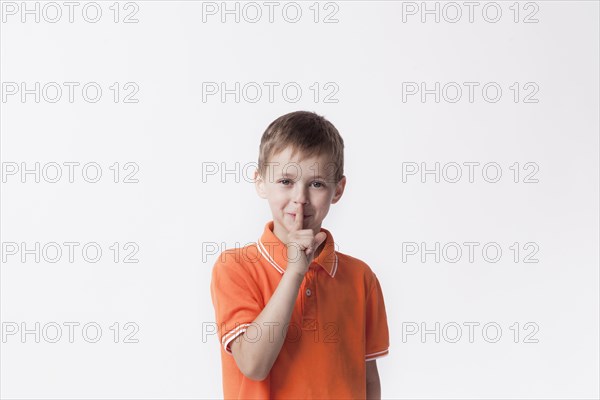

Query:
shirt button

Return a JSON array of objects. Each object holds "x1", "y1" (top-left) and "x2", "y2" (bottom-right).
[{"x1": 305, "y1": 288, "x2": 312, "y2": 296}]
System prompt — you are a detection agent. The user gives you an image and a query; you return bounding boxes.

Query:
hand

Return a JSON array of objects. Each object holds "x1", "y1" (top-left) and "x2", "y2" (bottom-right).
[{"x1": 285, "y1": 204, "x2": 327, "y2": 276}]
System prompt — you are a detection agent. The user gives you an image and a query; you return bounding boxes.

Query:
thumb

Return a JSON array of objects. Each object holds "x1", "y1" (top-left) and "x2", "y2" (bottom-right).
[
  {"x1": 314, "y1": 232, "x2": 327, "y2": 248},
  {"x1": 306, "y1": 232, "x2": 327, "y2": 259}
]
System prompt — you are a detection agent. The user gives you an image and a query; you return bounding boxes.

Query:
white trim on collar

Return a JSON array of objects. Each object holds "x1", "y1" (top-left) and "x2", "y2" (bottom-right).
[
  {"x1": 256, "y1": 239, "x2": 338, "y2": 278},
  {"x1": 256, "y1": 239, "x2": 284, "y2": 274}
]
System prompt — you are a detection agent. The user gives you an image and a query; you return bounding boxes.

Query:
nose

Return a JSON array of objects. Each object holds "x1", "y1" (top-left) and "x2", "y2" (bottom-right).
[{"x1": 292, "y1": 185, "x2": 309, "y2": 205}]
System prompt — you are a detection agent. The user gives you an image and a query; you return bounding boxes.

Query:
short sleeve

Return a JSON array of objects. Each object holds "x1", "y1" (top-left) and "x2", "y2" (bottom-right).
[
  {"x1": 210, "y1": 254, "x2": 264, "y2": 355},
  {"x1": 365, "y1": 274, "x2": 390, "y2": 361}
]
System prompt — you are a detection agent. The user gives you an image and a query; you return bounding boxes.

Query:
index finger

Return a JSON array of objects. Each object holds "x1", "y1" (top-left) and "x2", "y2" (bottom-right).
[{"x1": 294, "y1": 203, "x2": 304, "y2": 231}]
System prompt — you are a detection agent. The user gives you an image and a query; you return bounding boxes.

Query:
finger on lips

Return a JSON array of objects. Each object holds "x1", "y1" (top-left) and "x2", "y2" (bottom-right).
[{"x1": 295, "y1": 204, "x2": 304, "y2": 231}]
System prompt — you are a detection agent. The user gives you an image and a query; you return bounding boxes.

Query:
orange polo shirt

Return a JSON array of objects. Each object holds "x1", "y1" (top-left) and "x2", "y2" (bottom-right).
[{"x1": 210, "y1": 220, "x2": 390, "y2": 399}]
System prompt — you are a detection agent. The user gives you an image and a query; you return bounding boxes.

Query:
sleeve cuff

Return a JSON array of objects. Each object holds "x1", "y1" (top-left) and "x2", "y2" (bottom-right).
[
  {"x1": 365, "y1": 348, "x2": 389, "y2": 361},
  {"x1": 221, "y1": 323, "x2": 252, "y2": 355}
]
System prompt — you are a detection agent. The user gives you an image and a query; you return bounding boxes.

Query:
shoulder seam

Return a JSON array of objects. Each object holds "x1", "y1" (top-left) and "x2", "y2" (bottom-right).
[{"x1": 366, "y1": 271, "x2": 378, "y2": 299}]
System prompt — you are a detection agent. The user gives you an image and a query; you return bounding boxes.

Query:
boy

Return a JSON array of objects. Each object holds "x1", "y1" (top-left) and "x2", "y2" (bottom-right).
[{"x1": 210, "y1": 111, "x2": 390, "y2": 399}]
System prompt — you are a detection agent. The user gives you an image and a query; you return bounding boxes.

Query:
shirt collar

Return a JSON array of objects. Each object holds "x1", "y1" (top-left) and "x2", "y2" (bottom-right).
[{"x1": 257, "y1": 220, "x2": 338, "y2": 278}]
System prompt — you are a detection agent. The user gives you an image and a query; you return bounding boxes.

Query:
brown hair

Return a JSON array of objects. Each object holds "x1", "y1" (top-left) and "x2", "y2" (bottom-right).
[{"x1": 257, "y1": 111, "x2": 345, "y2": 184}]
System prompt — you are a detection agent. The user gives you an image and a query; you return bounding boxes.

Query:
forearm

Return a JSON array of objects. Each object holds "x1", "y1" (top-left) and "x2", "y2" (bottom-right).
[
  {"x1": 236, "y1": 269, "x2": 304, "y2": 380},
  {"x1": 366, "y1": 377, "x2": 381, "y2": 400}
]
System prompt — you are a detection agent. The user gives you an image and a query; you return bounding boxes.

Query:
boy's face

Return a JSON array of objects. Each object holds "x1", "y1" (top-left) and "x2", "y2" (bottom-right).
[{"x1": 254, "y1": 146, "x2": 346, "y2": 244}]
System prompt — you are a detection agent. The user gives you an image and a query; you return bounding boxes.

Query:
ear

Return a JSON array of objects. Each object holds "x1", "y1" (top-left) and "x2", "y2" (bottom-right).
[
  {"x1": 254, "y1": 169, "x2": 268, "y2": 199},
  {"x1": 331, "y1": 175, "x2": 346, "y2": 204}
]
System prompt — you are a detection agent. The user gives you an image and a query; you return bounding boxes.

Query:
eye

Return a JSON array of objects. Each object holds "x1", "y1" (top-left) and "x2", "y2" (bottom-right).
[
  {"x1": 312, "y1": 181, "x2": 326, "y2": 188},
  {"x1": 279, "y1": 179, "x2": 291, "y2": 185}
]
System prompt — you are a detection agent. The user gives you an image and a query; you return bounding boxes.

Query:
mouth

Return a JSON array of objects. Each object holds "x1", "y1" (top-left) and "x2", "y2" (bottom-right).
[{"x1": 288, "y1": 213, "x2": 311, "y2": 219}]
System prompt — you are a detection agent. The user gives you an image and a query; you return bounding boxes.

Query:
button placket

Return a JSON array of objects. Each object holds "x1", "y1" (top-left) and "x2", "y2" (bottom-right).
[{"x1": 302, "y1": 265, "x2": 317, "y2": 330}]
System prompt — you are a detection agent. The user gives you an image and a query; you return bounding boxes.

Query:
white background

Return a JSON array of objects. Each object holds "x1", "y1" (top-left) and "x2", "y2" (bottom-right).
[{"x1": 1, "y1": 1, "x2": 599, "y2": 399}]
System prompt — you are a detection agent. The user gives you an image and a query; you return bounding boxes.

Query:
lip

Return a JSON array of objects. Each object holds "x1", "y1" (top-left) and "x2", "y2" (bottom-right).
[{"x1": 288, "y1": 213, "x2": 311, "y2": 219}]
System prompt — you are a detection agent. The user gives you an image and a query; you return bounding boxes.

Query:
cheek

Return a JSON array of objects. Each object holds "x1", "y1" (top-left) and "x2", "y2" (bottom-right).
[
  {"x1": 312, "y1": 192, "x2": 334, "y2": 208},
  {"x1": 267, "y1": 192, "x2": 288, "y2": 207}
]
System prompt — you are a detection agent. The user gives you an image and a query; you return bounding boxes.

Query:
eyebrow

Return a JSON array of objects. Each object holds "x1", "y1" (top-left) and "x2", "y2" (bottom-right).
[{"x1": 279, "y1": 172, "x2": 328, "y2": 179}]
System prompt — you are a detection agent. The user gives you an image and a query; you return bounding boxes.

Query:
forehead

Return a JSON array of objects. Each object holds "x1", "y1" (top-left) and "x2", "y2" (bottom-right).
[{"x1": 267, "y1": 147, "x2": 336, "y2": 178}]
